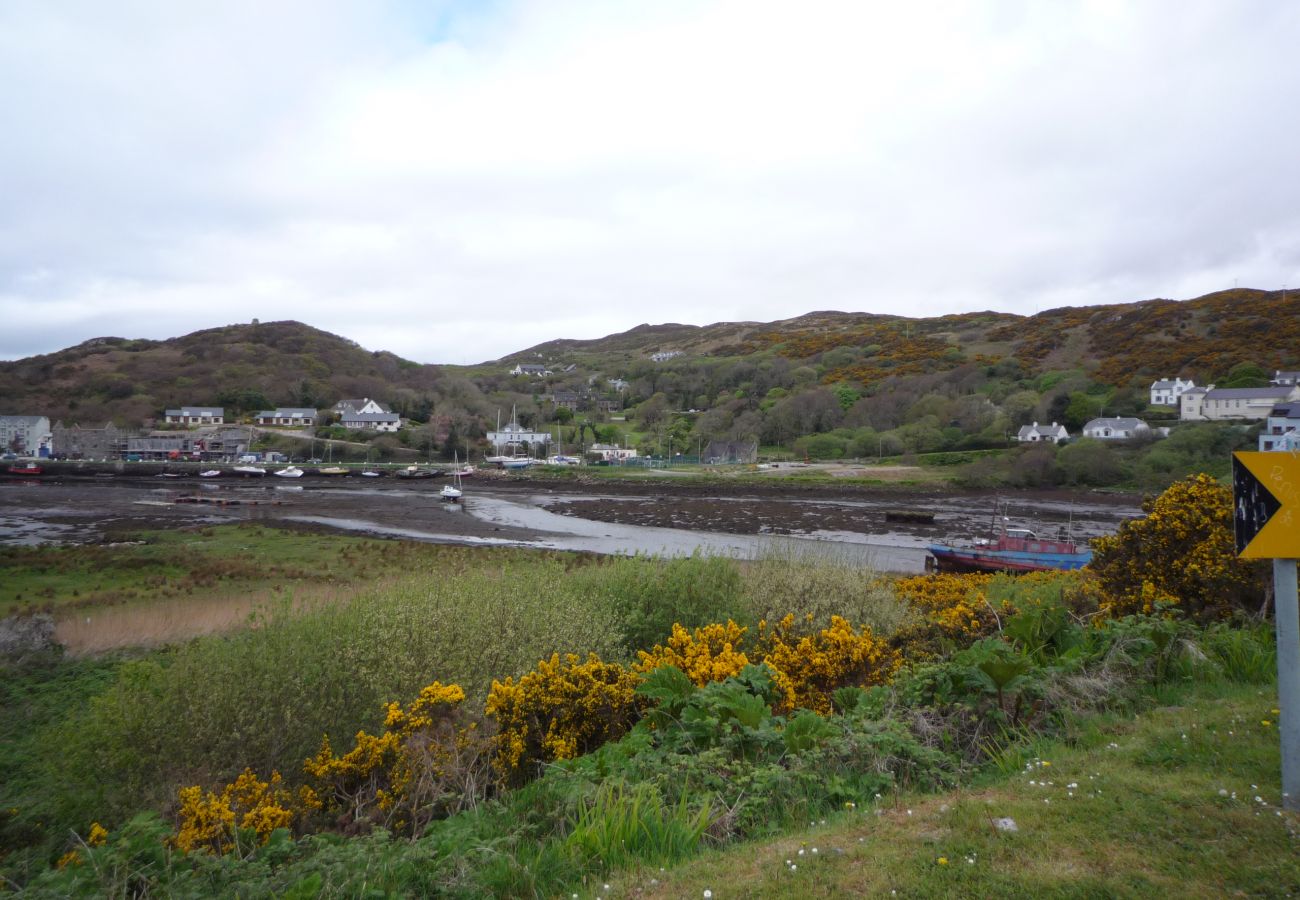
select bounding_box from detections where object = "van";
[238,454,260,463]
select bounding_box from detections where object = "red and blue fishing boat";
[926,504,1092,573]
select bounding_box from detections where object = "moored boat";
[273,466,304,478]
[232,465,267,477]
[4,463,42,476]
[926,501,1091,574]
[316,466,349,476]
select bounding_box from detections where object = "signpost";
[1232,451,1300,811]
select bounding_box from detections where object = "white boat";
[199,470,222,478]
[440,453,465,502]
[233,465,267,477]
[273,466,304,478]
[500,457,532,470]
[361,469,381,477]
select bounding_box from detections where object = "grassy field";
[615,680,1297,899]
[0,523,419,617]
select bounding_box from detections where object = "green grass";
[613,680,1298,899]
[0,523,425,616]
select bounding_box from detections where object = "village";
[4,370,1300,471]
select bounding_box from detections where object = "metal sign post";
[1233,452,1300,811]
[1276,558,1300,811]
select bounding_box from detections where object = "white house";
[0,415,53,457]
[1259,402,1300,451]
[1272,370,1300,386]
[1149,377,1195,406]
[509,364,550,377]
[1015,421,1069,444]
[254,407,316,427]
[339,411,401,432]
[333,398,388,416]
[589,442,638,462]
[1082,417,1151,440]
[1180,385,1300,421]
[649,351,682,362]
[163,406,225,426]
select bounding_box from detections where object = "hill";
[0,321,443,425]
[2,290,1297,451]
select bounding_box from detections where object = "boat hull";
[927,544,1091,574]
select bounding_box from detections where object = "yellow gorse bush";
[635,621,751,686]
[1091,473,1266,621]
[173,769,295,854]
[758,614,901,714]
[303,680,484,834]
[486,653,643,786]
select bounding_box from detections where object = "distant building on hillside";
[339,411,401,432]
[332,398,389,416]
[1259,402,1300,451]
[1180,385,1300,421]
[163,406,224,426]
[649,351,682,363]
[1082,417,1151,440]
[1149,377,1195,406]
[254,407,316,427]
[509,364,550,377]
[1272,370,1300,386]
[1015,422,1069,444]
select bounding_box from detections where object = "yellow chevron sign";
[1233,452,1300,559]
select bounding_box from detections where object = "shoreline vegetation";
[1,474,1294,896]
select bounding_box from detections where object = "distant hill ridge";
[1,288,1297,425]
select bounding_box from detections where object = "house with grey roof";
[332,398,389,416]
[339,411,402,432]
[1082,417,1151,441]
[254,408,317,427]
[1015,421,1069,444]
[163,407,225,426]
[1259,402,1300,451]
[1180,384,1300,421]
[1149,377,1195,406]
[1272,370,1300,386]
[0,415,53,457]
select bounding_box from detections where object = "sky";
[2,0,1299,365]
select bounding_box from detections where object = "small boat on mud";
[199,470,222,478]
[232,465,267,477]
[440,454,465,502]
[273,466,304,478]
[4,463,42,476]
[316,466,349,476]
[926,504,1091,573]
[396,465,440,479]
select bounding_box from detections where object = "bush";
[1090,474,1268,622]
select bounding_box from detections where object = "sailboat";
[440,452,464,502]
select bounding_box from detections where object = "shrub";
[485,653,644,786]
[1090,474,1268,622]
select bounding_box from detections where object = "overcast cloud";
[2,0,1298,364]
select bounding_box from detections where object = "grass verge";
[615,680,1298,899]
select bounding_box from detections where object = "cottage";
[254,407,317,427]
[1259,403,1300,451]
[333,398,388,416]
[1272,371,1300,386]
[1015,421,1069,444]
[649,351,682,363]
[0,415,53,457]
[339,411,402,433]
[1180,385,1300,421]
[509,364,550,377]
[1082,417,1151,440]
[1149,377,1195,406]
[549,391,583,411]
[163,407,224,426]
[589,443,638,462]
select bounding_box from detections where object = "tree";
[1090,474,1268,622]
